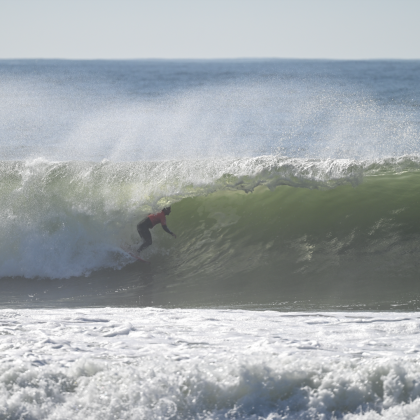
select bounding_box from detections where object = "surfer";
[137,207,176,253]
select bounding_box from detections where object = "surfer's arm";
[162,224,176,238]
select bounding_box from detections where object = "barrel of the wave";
[122,207,177,263]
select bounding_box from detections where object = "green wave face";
[1,158,420,308]
[152,172,420,307]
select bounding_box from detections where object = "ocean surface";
[1,59,420,419]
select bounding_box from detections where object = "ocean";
[1,59,420,419]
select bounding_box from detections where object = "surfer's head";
[163,206,172,215]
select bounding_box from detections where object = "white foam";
[1,309,420,419]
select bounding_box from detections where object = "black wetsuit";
[137,217,153,249]
[137,212,174,252]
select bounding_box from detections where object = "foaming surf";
[2,308,420,420]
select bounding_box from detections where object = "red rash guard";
[148,211,167,227]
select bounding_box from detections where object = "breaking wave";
[2,154,420,306]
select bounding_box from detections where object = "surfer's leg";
[137,225,152,252]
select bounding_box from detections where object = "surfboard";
[120,246,149,263]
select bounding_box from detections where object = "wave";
[2,155,420,306]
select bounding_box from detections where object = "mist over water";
[2,60,420,162]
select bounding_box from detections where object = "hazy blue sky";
[1,0,419,60]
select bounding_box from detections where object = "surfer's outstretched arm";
[162,225,177,238]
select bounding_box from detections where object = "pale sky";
[0,0,419,60]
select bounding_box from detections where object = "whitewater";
[2,308,420,420]
[1,59,420,419]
